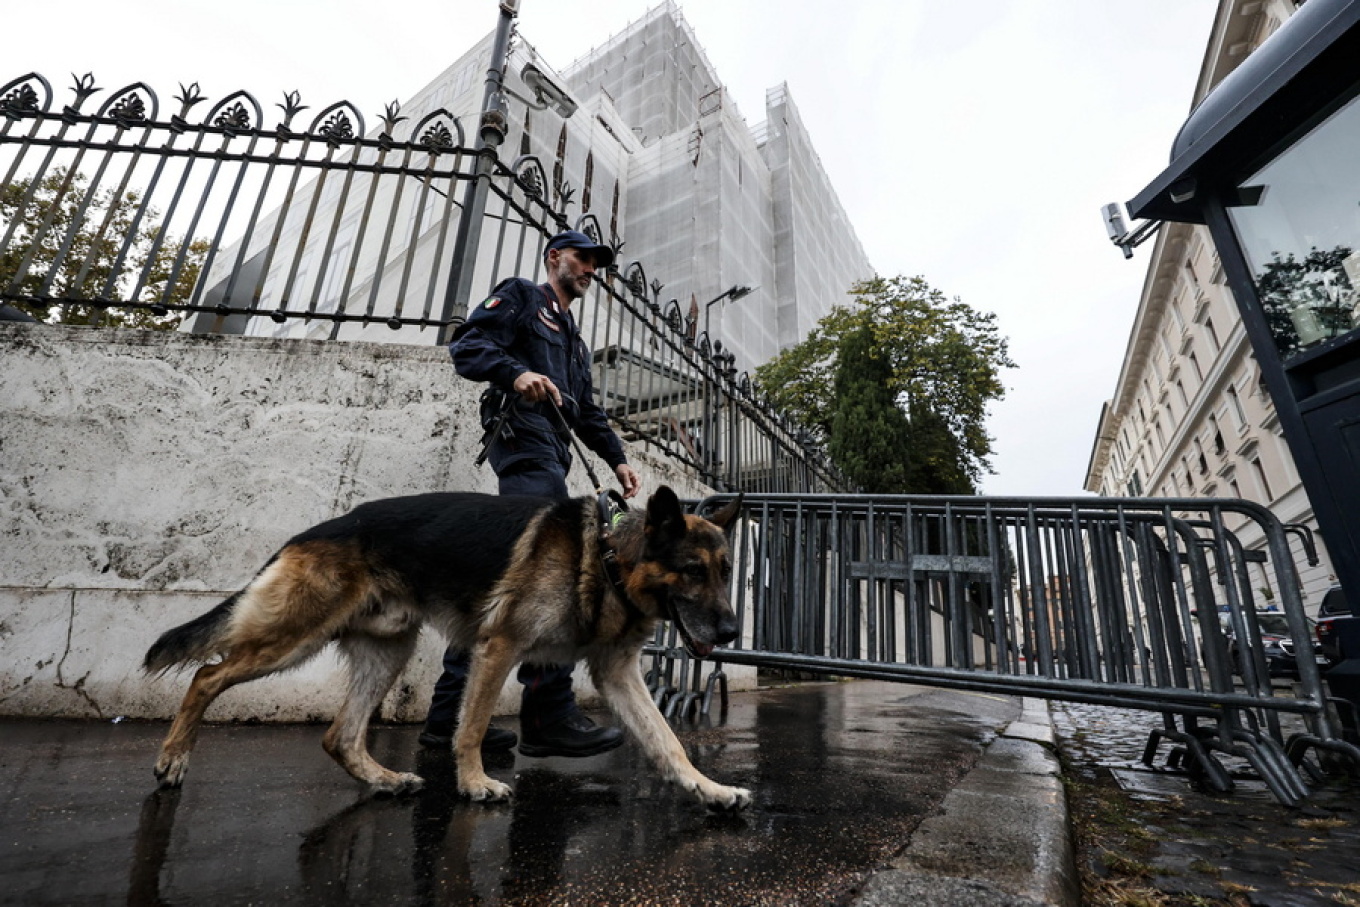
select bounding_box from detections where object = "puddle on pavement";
[0,681,1017,906]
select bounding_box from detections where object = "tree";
[0,168,209,329]
[828,326,915,493]
[900,401,975,494]
[757,275,1015,490]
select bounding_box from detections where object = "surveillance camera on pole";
[502,62,578,119]
[519,63,578,118]
[1101,201,1160,260]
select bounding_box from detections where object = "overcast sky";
[6,0,1220,496]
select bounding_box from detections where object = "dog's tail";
[143,589,242,675]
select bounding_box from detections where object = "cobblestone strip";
[1053,700,1360,906]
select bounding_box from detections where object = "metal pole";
[438,0,518,344]
[704,288,730,343]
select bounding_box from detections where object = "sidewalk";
[1053,700,1360,906]
[0,680,1076,906]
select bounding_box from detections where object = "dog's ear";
[706,494,743,535]
[644,485,686,550]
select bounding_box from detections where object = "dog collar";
[595,491,634,609]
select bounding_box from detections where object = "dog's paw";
[153,752,189,789]
[700,783,752,811]
[371,772,425,797]
[459,775,513,802]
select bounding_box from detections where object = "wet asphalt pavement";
[0,681,1022,906]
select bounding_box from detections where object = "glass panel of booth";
[1228,87,1360,360]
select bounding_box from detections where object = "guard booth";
[1123,0,1360,713]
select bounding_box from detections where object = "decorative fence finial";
[66,72,100,115]
[277,90,307,131]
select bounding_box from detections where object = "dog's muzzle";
[670,602,738,659]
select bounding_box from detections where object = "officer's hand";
[616,464,641,499]
[513,371,563,407]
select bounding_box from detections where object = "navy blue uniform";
[450,277,626,481]
[427,277,629,731]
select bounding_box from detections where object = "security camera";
[1100,201,1160,260]
[1102,202,1128,243]
[518,63,578,118]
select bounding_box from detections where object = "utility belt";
[475,387,581,467]
[476,388,516,468]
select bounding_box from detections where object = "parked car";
[1227,611,1326,679]
[1315,585,1352,668]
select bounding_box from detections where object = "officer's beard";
[551,259,591,302]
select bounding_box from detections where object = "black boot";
[518,710,623,758]
[418,721,518,752]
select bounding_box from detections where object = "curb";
[853,698,1079,907]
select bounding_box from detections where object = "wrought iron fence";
[663,493,1360,805]
[0,71,846,493]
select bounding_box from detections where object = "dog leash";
[544,397,628,513]
[542,398,632,599]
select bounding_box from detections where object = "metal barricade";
[667,493,1360,805]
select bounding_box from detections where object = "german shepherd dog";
[144,486,751,810]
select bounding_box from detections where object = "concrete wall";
[0,323,738,722]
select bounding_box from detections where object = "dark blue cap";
[544,230,614,268]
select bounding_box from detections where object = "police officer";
[419,230,642,758]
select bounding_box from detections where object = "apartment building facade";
[1085,0,1339,603]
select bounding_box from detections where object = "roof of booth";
[1130,0,1360,223]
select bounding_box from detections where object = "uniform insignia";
[536,308,561,332]
[482,296,502,309]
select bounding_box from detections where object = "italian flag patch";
[482,296,502,309]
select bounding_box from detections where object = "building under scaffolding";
[195,1,874,377]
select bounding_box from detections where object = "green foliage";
[901,402,975,494]
[756,275,1015,490]
[828,326,915,493]
[0,168,209,329]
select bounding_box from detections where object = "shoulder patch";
[482,296,502,309]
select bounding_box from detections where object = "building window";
[1206,317,1221,351]
[1226,85,1360,359]
[1189,351,1203,381]
[582,151,594,213]
[1252,457,1275,501]
[1227,384,1247,429]
[1159,328,1175,362]
[610,180,620,240]
[552,124,568,205]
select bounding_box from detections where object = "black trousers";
[425,460,575,730]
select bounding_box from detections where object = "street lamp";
[438,0,520,342]
[703,284,754,343]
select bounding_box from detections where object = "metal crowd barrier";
[656,494,1360,806]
